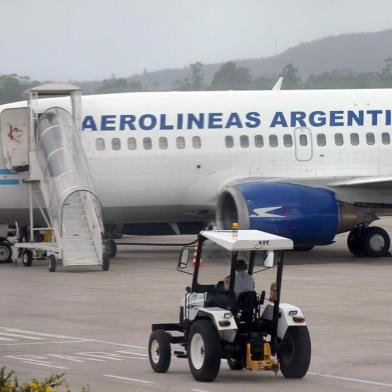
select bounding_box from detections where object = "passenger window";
[225,135,234,148]
[96,138,105,151]
[316,133,326,147]
[176,136,185,149]
[350,133,359,146]
[143,137,152,150]
[283,134,293,147]
[127,137,137,150]
[159,137,168,150]
[254,135,264,147]
[112,138,121,151]
[299,134,308,146]
[366,132,375,145]
[382,132,390,145]
[334,133,343,146]
[192,136,201,149]
[240,135,249,148]
[269,135,278,147]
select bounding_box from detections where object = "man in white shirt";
[234,259,255,296]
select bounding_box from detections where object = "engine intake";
[216,182,340,246]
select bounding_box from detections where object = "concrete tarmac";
[0,220,392,392]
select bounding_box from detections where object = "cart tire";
[148,329,171,373]
[48,255,57,272]
[107,239,117,258]
[227,356,244,370]
[279,326,311,378]
[0,242,12,263]
[22,250,33,267]
[102,254,110,271]
[188,319,221,382]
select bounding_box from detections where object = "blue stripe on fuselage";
[0,179,19,185]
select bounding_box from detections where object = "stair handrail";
[36,107,104,241]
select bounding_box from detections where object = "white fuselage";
[0,89,391,225]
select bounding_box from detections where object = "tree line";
[1,58,392,104]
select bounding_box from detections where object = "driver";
[234,259,255,296]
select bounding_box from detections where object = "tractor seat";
[232,290,258,323]
[205,290,234,309]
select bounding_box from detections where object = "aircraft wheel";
[279,326,311,378]
[188,319,221,382]
[102,254,110,271]
[347,227,365,257]
[148,329,171,373]
[107,239,117,258]
[22,250,33,267]
[0,241,12,263]
[48,254,57,272]
[361,226,390,257]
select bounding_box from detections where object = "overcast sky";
[0,0,391,81]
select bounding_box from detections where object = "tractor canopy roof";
[200,230,293,252]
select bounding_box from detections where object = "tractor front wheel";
[148,329,171,373]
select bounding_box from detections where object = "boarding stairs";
[0,84,107,271]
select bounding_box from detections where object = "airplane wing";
[328,176,392,189]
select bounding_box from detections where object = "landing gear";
[107,239,117,258]
[347,226,390,257]
[102,254,110,271]
[0,240,12,263]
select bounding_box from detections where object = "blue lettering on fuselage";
[81,109,392,131]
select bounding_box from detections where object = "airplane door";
[294,127,313,161]
[0,107,30,171]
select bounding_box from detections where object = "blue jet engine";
[216,183,339,246]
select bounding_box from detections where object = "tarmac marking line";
[0,332,44,340]
[0,339,92,346]
[0,327,145,349]
[309,372,392,388]
[0,327,87,340]
[191,389,211,392]
[103,374,155,384]
[18,361,69,370]
[88,339,146,349]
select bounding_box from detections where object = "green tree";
[252,75,279,90]
[281,64,301,89]
[173,62,205,91]
[96,77,143,94]
[379,57,392,87]
[210,62,251,90]
[0,74,33,104]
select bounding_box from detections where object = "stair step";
[63,258,100,266]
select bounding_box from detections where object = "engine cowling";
[216,182,340,246]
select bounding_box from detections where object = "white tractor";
[148,229,311,382]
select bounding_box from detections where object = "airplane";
[0,85,392,263]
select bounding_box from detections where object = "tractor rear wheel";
[279,327,311,378]
[188,319,221,382]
